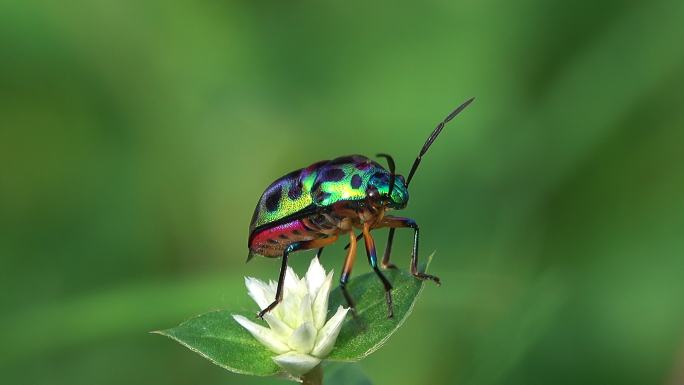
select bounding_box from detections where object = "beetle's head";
[367,171,409,209]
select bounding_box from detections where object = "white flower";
[233,258,349,377]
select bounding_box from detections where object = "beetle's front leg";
[381,229,398,270]
[362,223,394,318]
[378,216,441,285]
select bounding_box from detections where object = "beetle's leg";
[339,230,358,314]
[257,242,297,318]
[342,232,363,250]
[258,236,338,318]
[315,247,324,260]
[378,216,441,285]
[362,223,394,318]
[381,229,398,270]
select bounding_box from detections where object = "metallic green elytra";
[247,98,474,319]
[248,155,408,239]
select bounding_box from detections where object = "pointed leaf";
[154,310,280,376]
[327,254,434,361]
[155,255,434,374]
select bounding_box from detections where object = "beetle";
[248,98,474,318]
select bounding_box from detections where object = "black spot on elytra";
[321,168,345,182]
[350,174,362,189]
[314,191,331,204]
[292,229,301,235]
[279,234,289,239]
[330,155,364,165]
[265,186,282,212]
[373,172,389,183]
[288,182,303,200]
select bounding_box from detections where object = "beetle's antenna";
[376,153,396,198]
[405,97,474,187]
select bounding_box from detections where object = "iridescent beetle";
[248,98,474,318]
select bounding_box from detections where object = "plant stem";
[301,364,323,385]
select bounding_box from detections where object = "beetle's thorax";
[303,203,387,235]
[358,204,386,226]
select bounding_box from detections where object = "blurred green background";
[2,0,684,384]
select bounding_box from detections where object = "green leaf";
[153,311,280,376]
[154,255,432,375]
[327,254,433,361]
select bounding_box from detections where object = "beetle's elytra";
[248,98,474,318]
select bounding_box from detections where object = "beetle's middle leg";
[362,223,394,318]
[378,216,441,285]
[339,230,358,314]
[258,235,338,318]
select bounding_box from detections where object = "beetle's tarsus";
[257,301,280,319]
[413,272,441,286]
[382,262,398,270]
[385,291,394,318]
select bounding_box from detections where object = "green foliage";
[328,259,430,361]
[154,311,279,376]
[154,260,430,376]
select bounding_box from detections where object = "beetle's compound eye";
[367,186,380,199]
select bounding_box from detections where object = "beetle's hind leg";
[257,236,338,319]
[363,223,394,318]
[257,243,297,318]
